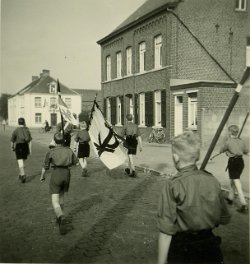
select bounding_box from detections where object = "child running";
[40,132,78,235]
[218,124,249,213]
[73,121,91,177]
[11,117,32,183]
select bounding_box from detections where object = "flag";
[88,101,127,170]
[57,96,78,126]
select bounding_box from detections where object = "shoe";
[58,215,67,235]
[125,168,130,175]
[129,171,137,178]
[225,198,233,205]
[237,205,248,214]
[19,175,26,183]
[82,169,89,177]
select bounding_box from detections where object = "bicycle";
[148,127,166,144]
[39,126,54,134]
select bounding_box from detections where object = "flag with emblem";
[88,100,127,170]
[57,79,78,126]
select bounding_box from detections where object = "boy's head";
[18,117,25,126]
[126,114,133,121]
[228,125,239,137]
[54,132,64,145]
[171,131,200,169]
[80,121,87,130]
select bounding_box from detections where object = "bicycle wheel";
[39,127,45,133]
[148,133,154,143]
[156,132,166,144]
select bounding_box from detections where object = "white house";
[8,69,81,127]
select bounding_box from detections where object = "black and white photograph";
[0,0,249,263]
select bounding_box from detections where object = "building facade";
[97,0,250,144]
[8,70,81,127]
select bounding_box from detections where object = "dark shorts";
[228,156,244,179]
[15,143,29,160]
[168,229,223,264]
[125,135,138,155]
[78,142,90,158]
[49,167,70,194]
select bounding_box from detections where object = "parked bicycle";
[39,126,54,133]
[148,127,166,144]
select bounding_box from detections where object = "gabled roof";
[15,75,79,96]
[97,0,179,44]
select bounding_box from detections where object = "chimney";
[32,76,39,81]
[40,69,50,77]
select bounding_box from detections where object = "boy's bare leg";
[234,179,247,205]
[52,194,63,218]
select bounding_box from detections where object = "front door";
[174,95,183,136]
[50,113,57,126]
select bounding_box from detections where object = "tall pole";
[57,79,65,140]
[200,67,250,170]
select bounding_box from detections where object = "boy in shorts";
[121,114,142,177]
[40,132,78,235]
[157,131,231,264]
[11,117,32,183]
[73,121,91,177]
[218,125,248,213]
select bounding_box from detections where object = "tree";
[0,93,11,120]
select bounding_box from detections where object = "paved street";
[0,126,249,264]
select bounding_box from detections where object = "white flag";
[58,96,78,126]
[88,102,127,170]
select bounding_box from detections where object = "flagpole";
[238,110,249,138]
[57,79,65,140]
[200,67,250,170]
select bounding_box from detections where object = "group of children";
[10,115,248,262]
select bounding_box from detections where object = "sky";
[0,0,146,95]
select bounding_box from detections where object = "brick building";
[97,0,250,144]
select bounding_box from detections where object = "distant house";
[8,69,81,127]
[97,0,250,145]
[73,89,102,114]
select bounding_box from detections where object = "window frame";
[187,92,198,129]
[106,55,111,81]
[139,93,146,126]
[139,42,146,73]
[116,97,122,125]
[35,113,42,124]
[126,47,132,76]
[235,0,247,11]
[154,90,162,127]
[154,35,162,69]
[106,97,111,123]
[116,51,122,78]
[34,97,42,108]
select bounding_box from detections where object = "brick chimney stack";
[32,76,39,81]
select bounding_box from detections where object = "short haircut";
[54,132,64,144]
[171,131,200,163]
[126,114,133,121]
[18,117,25,125]
[228,125,239,136]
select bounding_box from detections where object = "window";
[139,42,146,72]
[154,91,161,126]
[106,56,111,81]
[235,0,247,11]
[129,97,134,116]
[35,97,42,108]
[116,51,122,78]
[116,97,122,125]
[35,113,42,124]
[188,92,198,129]
[49,81,57,93]
[65,98,71,109]
[106,98,111,123]
[139,93,145,126]
[126,47,132,75]
[154,35,162,69]
[50,97,57,109]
